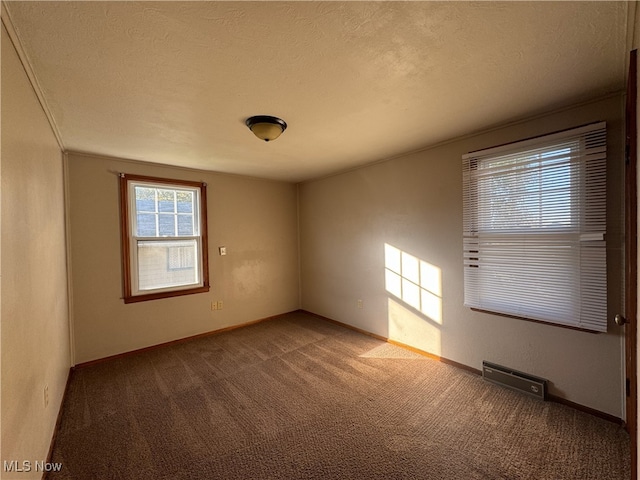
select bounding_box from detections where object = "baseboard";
[546,394,624,426]
[43,368,74,480]
[299,309,622,426]
[74,310,298,369]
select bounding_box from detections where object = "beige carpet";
[48,311,630,479]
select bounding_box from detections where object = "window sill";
[123,285,210,304]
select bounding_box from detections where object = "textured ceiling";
[2,1,629,182]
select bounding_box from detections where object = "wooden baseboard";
[43,368,74,480]
[546,394,624,426]
[299,309,622,425]
[74,310,298,369]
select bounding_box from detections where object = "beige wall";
[67,153,299,364]
[300,95,626,417]
[1,24,71,478]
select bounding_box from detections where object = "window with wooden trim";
[119,174,209,303]
[462,122,607,332]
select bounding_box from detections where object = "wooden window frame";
[119,173,210,303]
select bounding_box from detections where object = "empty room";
[2,1,639,479]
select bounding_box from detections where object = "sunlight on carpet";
[359,342,424,359]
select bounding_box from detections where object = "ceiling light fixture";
[246,115,287,142]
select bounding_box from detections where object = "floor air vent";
[482,361,547,400]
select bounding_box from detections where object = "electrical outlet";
[357,299,363,309]
[211,301,217,311]
[217,300,223,310]
[44,385,49,408]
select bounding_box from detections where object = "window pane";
[135,187,156,212]
[168,245,195,270]
[478,147,576,232]
[136,214,156,237]
[177,215,194,236]
[158,189,175,213]
[177,191,194,213]
[158,214,175,236]
[137,239,198,291]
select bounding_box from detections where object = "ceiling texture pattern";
[2,1,630,182]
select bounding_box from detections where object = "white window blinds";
[462,122,607,332]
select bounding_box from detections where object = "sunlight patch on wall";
[388,298,441,356]
[384,243,442,324]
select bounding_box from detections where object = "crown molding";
[2,1,66,151]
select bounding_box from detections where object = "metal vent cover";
[482,361,547,400]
